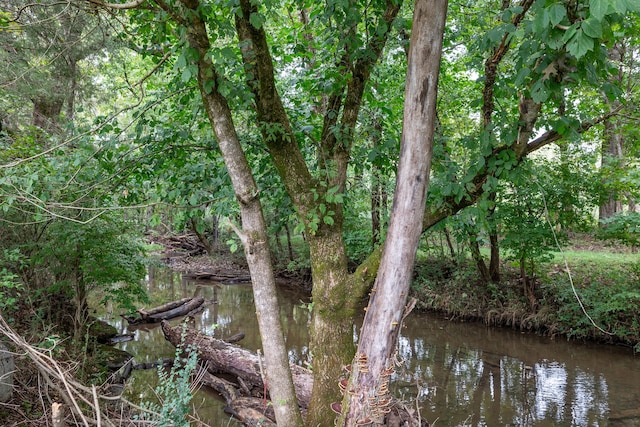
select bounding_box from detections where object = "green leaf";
[220,46,235,60]
[249,12,264,29]
[589,0,608,20]
[514,67,530,86]
[323,215,334,226]
[203,79,215,94]
[530,79,549,103]
[566,29,594,59]
[175,54,187,69]
[613,0,628,12]
[623,0,640,12]
[562,23,579,44]
[549,4,566,26]
[486,27,504,44]
[581,18,603,38]
[181,67,192,82]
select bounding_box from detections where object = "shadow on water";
[101,267,640,426]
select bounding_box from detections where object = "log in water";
[123,296,205,324]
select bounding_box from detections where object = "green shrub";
[599,212,640,249]
[140,325,199,427]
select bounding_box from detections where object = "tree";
[598,30,640,220]
[338,1,446,425]
[0,0,111,135]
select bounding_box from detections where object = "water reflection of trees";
[96,268,639,427]
[395,332,613,426]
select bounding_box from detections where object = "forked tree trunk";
[339,1,447,425]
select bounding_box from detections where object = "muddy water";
[103,268,640,426]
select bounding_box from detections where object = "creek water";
[102,267,640,426]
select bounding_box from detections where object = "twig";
[92,386,101,427]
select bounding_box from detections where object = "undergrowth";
[137,324,199,427]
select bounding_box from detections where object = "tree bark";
[339,1,447,425]
[169,2,304,424]
[232,2,401,424]
[370,115,384,248]
[469,232,490,283]
[599,113,624,221]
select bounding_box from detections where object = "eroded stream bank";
[102,267,640,426]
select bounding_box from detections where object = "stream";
[102,267,640,426]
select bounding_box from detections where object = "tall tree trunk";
[488,192,500,282]
[599,115,624,221]
[340,1,447,425]
[284,223,295,262]
[489,231,500,281]
[231,1,399,423]
[32,95,64,134]
[305,232,356,426]
[371,174,382,249]
[469,232,490,283]
[599,43,626,223]
[175,4,304,425]
[370,116,383,249]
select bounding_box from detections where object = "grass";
[554,249,637,264]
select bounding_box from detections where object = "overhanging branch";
[349,106,625,299]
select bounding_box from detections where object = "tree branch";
[321,0,402,161]
[349,105,624,300]
[234,0,318,217]
[482,0,535,126]
[84,0,147,10]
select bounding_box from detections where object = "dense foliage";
[0,0,639,425]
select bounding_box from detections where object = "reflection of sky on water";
[97,267,640,427]
[395,315,640,427]
[535,361,567,422]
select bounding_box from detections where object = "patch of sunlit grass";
[556,250,637,265]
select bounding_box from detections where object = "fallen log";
[161,321,426,426]
[137,297,192,317]
[161,321,313,407]
[124,297,205,325]
[182,271,252,283]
